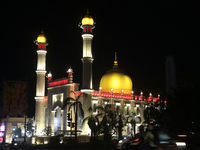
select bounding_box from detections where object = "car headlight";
[119,140,123,143]
[176,142,186,147]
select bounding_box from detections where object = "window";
[127,106,130,115]
[93,104,96,112]
[116,106,120,113]
[137,107,140,116]
[55,111,57,117]
[11,123,17,126]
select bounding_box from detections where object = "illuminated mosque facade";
[34,12,161,136]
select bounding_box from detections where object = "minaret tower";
[79,10,95,134]
[34,30,48,135]
[80,9,95,91]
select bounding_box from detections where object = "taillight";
[134,138,139,141]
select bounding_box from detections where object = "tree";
[13,127,22,138]
[43,125,52,136]
[83,107,101,142]
[2,81,28,117]
[127,112,140,135]
[117,114,123,140]
[63,91,84,142]
[26,118,34,136]
[143,101,166,126]
[95,104,125,141]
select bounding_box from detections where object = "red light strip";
[139,96,142,101]
[49,79,68,87]
[153,98,158,102]
[75,91,83,97]
[42,96,48,101]
[91,90,165,102]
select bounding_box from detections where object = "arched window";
[127,106,130,115]
[55,111,57,117]
[137,107,140,116]
[116,106,120,113]
[93,104,96,112]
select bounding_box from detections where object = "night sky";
[0,1,199,117]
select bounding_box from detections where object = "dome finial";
[81,9,94,26]
[87,8,89,14]
[114,52,118,65]
[67,67,73,73]
[36,29,47,43]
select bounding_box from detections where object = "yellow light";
[113,80,118,86]
[178,135,187,137]
[37,34,46,43]
[116,103,120,106]
[82,17,94,25]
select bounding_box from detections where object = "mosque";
[34,11,161,137]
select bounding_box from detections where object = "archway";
[53,100,63,134]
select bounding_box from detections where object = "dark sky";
[0,1,199,117]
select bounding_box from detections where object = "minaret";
[34,30,48,135]
[79,10,95,134]
[80,9,95,91]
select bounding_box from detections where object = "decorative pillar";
[67,67,73,84]
[61,110,64,130]
[51,111,55,135]
[140,91,144,101]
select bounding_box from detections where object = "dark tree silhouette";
[143,100,167,126]
[95,104,125,141]
[43,125,52,136]
[83,106,101,142]
[63,91,84,142]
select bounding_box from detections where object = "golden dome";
[37,31,47,43]
[81,9,94,26]
[100,65,132,94]
[82,17,94,25]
